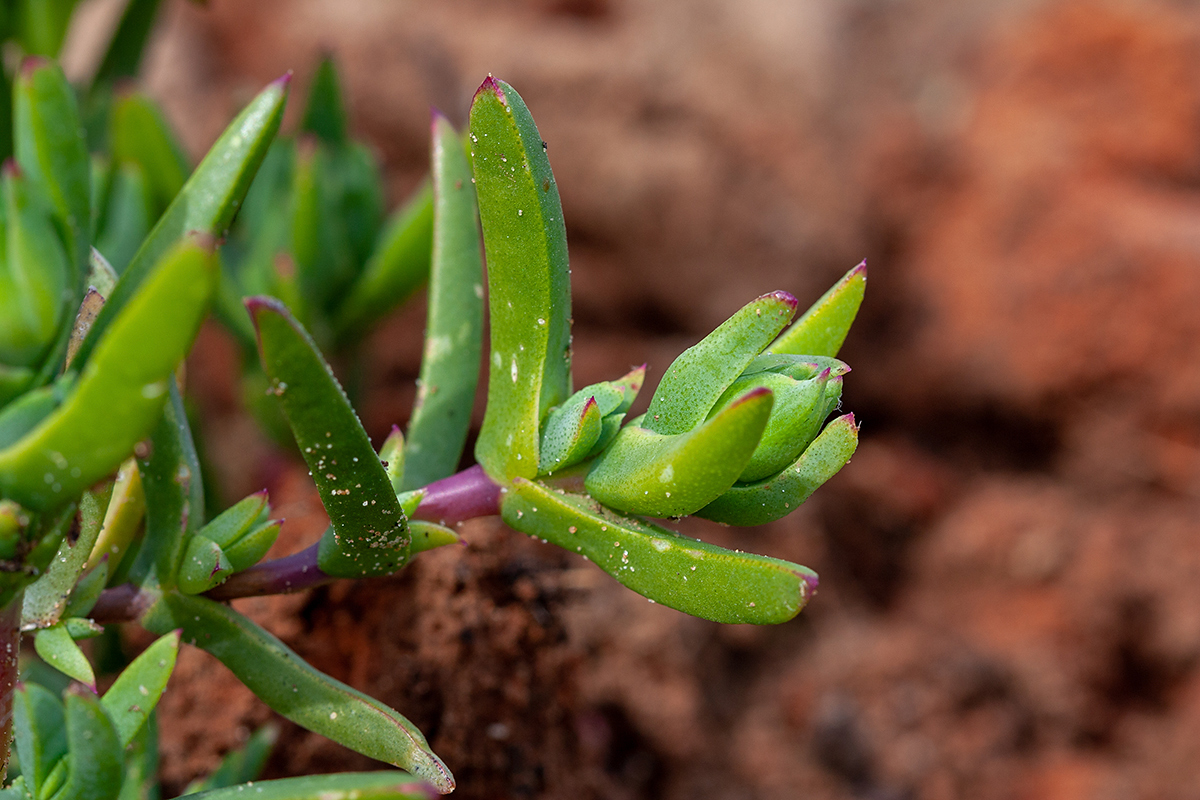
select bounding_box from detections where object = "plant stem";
[0,590,21,782]
[90,464,503,617]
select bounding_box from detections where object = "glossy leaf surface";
[60,691,124,800]
[73,75,288,369]
[248,297,410,577]
[503,479,817,624]
[585,389,774,518]
[769,262,866,358]
[182,772,437,800]
[471,77,572,481]
[643,292,796,436]
[126,378,205,589]
[34,623,95,689]
[698,413,859,525]
[101,630,180,747]
[13,681,66,790]
[0,240,215,511]
[402,116,483,490]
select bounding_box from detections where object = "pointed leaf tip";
[475,75,504,101]
[19,56,51,77]
[272,70,294,88]
[765,290,799,310]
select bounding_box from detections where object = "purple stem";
[0,593,20,781]
[92,465,503,617]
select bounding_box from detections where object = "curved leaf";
[247,297,409,577]
[471,77,572,481]
[402,115,483,490]
[643,291,796,436]
[181,772,437,800]
[769,261,866,358]
[697,413,859,525]
[585,388,773,518]
[73,74,289,369]
[502,478,817,624]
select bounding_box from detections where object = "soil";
[107,0,1200,796]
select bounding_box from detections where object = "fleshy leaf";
[92,0,165,86]
[697,413,859,525]
[643,292,796,436]
[125,377,205,591]
[109,91,189,216]
[502,479,818,624]
[73,74,289,369]
[247,297,410,577]
[379,426,405,495]
[471,77,573,481]
[34,623,96,689]
[223,519,281,572]
[769,261,866,358]
[538,395,601,476]
[177,535,233,594]
[58,690,124,800]
[13,681,67,791]
[197,490,269,549]
[142,592,455,793]
[100,629,180,747]
[0,239,216,512]
[402,115,483,490]
[179,772,437,800]
[301,56,348,147]
[585,388,774,518]
[22,483,107,628]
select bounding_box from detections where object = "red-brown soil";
[122,0,1200,796]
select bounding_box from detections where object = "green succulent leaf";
[115,712,159,800]
[0,375,72,450]
[471,77,573,482]
[180,772,437,800]
[73,74,289,370]
[177,535,233,595]
[247,297,410,577]
[643,292,796,436]
[332,181,432,345]
[197,490,269,549]
[502,479,818,624]
[290,138,349,313]
[585,388,774,518]
[13,681,67,792]
[538,395,601,476]
[94,163,153,274]
[0,162,70,371]
[769,261,866,358]
[402,115,484,490]
[300,56,348,148]
[142,592,455,793]
[14,57,89,279]
[708,360,846,482]
[109,91,190,217]
[223,519,281,572]
[379,426,405,494]
[33,623,95,689]
[86,456,144,574]
[0,239,215,512]
[62,559,108,619]
[101,629,180,747]
[22,489,105,628]
[15,1,77,58]
[697,413,859,525]
[56,690,124,800]
[126,378,206,590]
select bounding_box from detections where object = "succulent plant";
[0,4,864,795]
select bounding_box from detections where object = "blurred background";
[72,0,1200,796]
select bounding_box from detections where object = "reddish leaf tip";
[18,56,51,78]
[271,71,294,89]
[474,74,505,103]
[763,290,799,310]
[2,158,21,179]
[849,259,867,279]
